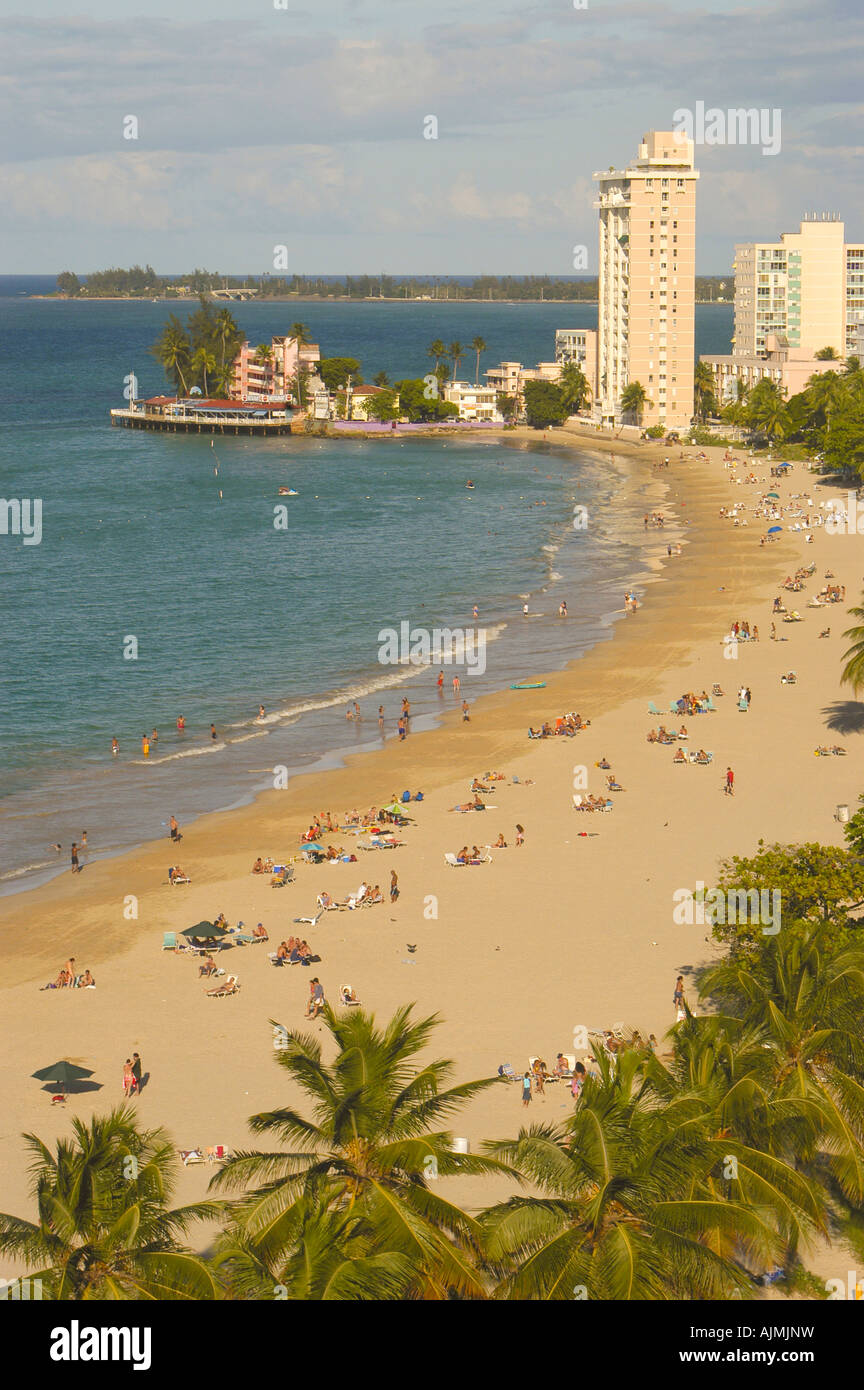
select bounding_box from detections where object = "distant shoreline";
[27,294,732,306]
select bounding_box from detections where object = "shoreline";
[0,428,677,903]
[3,439,854,1277]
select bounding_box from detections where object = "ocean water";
[0,294,733,892]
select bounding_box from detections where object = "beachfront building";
[346,384,394,420]
[593,130,699,431]
[111,396,293,435]
[700,214,864,403]
[483,360,562,411]
[231,334,321,402]
[729,215,864,359]
[703,335,841,404]
[554,329,598,392]
[443,381,504,422]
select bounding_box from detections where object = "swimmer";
[472,604,479,619]
[522,603,529,616]
[176,715,185,732]
[151,729,158,744]
[111,738,119,756]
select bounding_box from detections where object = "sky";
[1,0,862,275]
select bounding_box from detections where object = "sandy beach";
[0,438,857,1275]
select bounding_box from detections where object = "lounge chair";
[168,868,191,885]
[444,852,466,867]
[207,974,240,998]
[647,701,663,716]
[339,984,361,1006]
[162,932,178,951]
[704,697,717,712]
[497,1062,520,1082]
[737,696,748,711]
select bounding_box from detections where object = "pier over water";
[111,396,294,435]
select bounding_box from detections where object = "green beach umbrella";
[382,800,413,818]
[32,1060,94,1094]
[181,920,229,941]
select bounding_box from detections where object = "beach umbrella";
[768,526,783,533]
[180,920,229,941]
[766,491,780,498]
[32,1060,94,1094]
[382,801,413,818]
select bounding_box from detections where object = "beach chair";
[497,1062,520,1082]
[737,696,748,712]
[339,984,361,1006]
[647,701,663,716]
[529,1056,558,1082]
[669,702,680,715]
[444,852,465,867]
[207,974,239,998]
[162,932,177,951]
[704,697,717,712]
[179,1149,205,1166]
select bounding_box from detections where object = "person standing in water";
[169,815,181,842]
[70,842,80,874]
[452,674,460,696]
[176,715,186,732]
[141,734,150,758]
[111,737,119,757]
[378,705,385,732]
[210,724,218,741]
[151,729,158,745]
[258,705,266,721]
[436,671,444,692]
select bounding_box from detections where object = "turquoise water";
[0,297,732,890]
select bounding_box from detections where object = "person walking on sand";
[521,1071,532,1107]
[122,1059,134,1096]
[725,766,735,797]
[461,699,470,722]
[390,869,399,903]
[169,815,181,842]
[673,975,687,1022]
[131,1052,143,1095]
[515,823,525,847]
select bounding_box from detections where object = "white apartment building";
[594,130,699,431]
[444,381,503,422]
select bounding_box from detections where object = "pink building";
[231,335,320,402]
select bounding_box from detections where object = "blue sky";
[0,0,861,274]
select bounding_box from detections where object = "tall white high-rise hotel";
[594,131,699,431]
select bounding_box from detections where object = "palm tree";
[290,323,311,346]
[427,340,446,373]
[211,1005,509,1299]
[191,347,217,396]
[620,381,651,424]
[805,370,844,429]
[469,336,487,385]
[214,307,238,371]
[700,924,864,1206]
[482,1048,774,1300]
[558,363,591,416]
[841,603,864,694]
[815,346,840,360]
[0,1108,218,1300]
[448,341,464,383]
[694,361,716,422]
[150,315,191,396]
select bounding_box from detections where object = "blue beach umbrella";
[767,526,783,533]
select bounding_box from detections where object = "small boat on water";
[511,682,547,690]
[278,487,299,496]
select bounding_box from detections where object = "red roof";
[144,396,286,412]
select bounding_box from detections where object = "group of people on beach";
[41,957,95,990]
